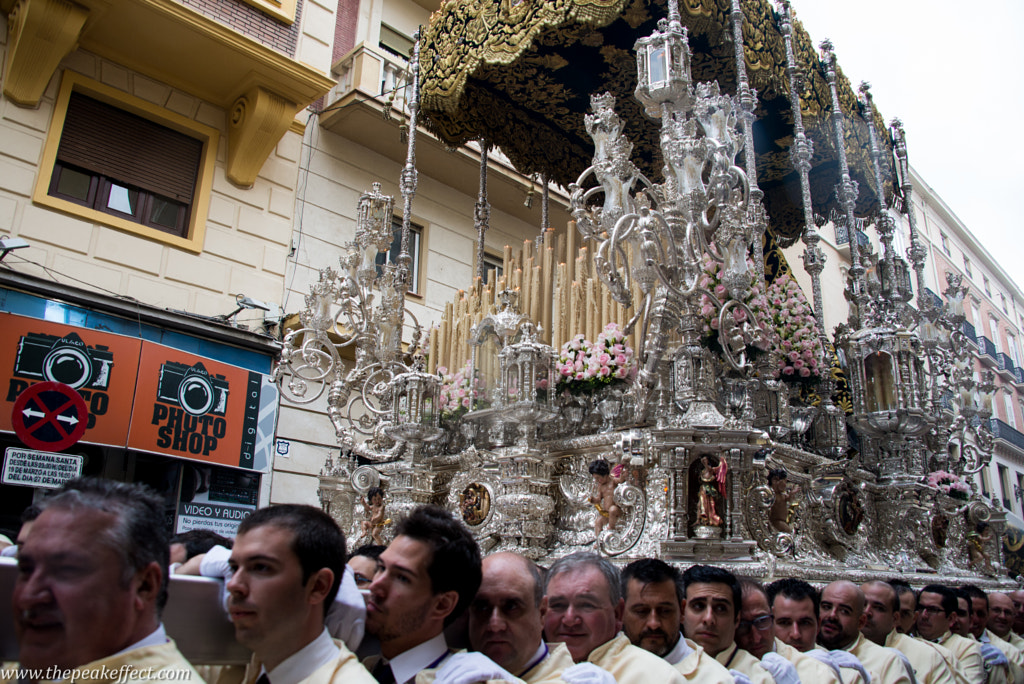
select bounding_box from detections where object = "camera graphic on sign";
[156,361,229,417]
[14,332,114,390]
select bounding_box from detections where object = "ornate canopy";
[419,0,892,243]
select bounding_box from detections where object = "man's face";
[347,555,377,589]
[468,554,544,675]
[227,524,329,668]
[542,565,622,663]
[969,596,988,638]
[736,590,774,659]
[818,582,865,649]
[622,578,681,657]
[861,583,897,645]
[682,582,738,657]
[13,508,145,670]
[772,595,818,652]
[1010,591,1024,633]
[896,591,917,634]
[367,535,451,658]
[988,593,1015,638]
[915,592,951,641]
[949,597,970,637]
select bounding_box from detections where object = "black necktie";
[255,674,271,684]
[371,659,395,684]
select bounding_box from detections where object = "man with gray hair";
[542,551,686,684]
[12,477,202,683]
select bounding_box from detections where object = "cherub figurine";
[360,486,388,545]
[767,468,801,533]
[589,458,625,536]
[697,455,728,527]
[967,521,995,574]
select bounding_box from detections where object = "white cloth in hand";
[760,652,800,684]
[431,652,518,684]
[980,642,1009,669]
[826,650,871,684]
[730,669,753,684]
[325,565,366,652]
[561,663,617,684]
[197,544,234,612]
[803,650,843,680]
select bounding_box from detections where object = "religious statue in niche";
[767,467,801,533]
[835,480,864,536]
[931,513,949,549]
[459,483,490,527]
[589,458,626,536]
[697,455,728,528]
[359,486,389,546]
[967,520,996,575]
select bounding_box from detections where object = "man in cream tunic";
[818,581,910,684]
[917,585,986,684]
[679,566,771,684]
[11,478,202,684]
[736,580,839,684]
[986,592,1024,681]
[621,559,732,684]
[542,552,687,684]
[860,581,957,684]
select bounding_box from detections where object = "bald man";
[992,592,1024,653]
[968,590,1024,684]
[818,581,911,684]
[467,552,578,683]
[861,581,956,684]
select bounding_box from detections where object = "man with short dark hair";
[680,565,771,684]
[13,477,202,683]
[818,580,910,684]
[542,551,686,684]
[766,579,866,684]
[227,504,375,684]
[889,580,918,636]
[960,585,1019,684]
[737,580,837,684]
[348,545,386,589]
[620,558,732,682]
[860,581,955,684]
[916,585,986,684]
[365,504,482,683]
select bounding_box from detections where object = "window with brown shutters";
[47,92,203,238]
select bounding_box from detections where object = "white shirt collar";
[663,632,694,665]
[114,624,168,656]
[264,628,340,684]
[519,641,548,676]
[387,633,448,684]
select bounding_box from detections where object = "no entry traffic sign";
[12,381,88,451]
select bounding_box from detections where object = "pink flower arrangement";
[926,470,971,500]
[437,359,483,419]
[697,250,774,357]
[556,323,637,395]
[765,274,825,384]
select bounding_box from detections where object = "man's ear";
[432,590,459,623]
[306,568,335,607]
[134,561,163,611]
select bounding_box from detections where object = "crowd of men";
[6,477,1024,684]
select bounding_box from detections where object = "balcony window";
[984,276,991,296]
[964,256,973,278]
[34,74,216,252]
[940,233,951,256]
[380,24,414,60]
